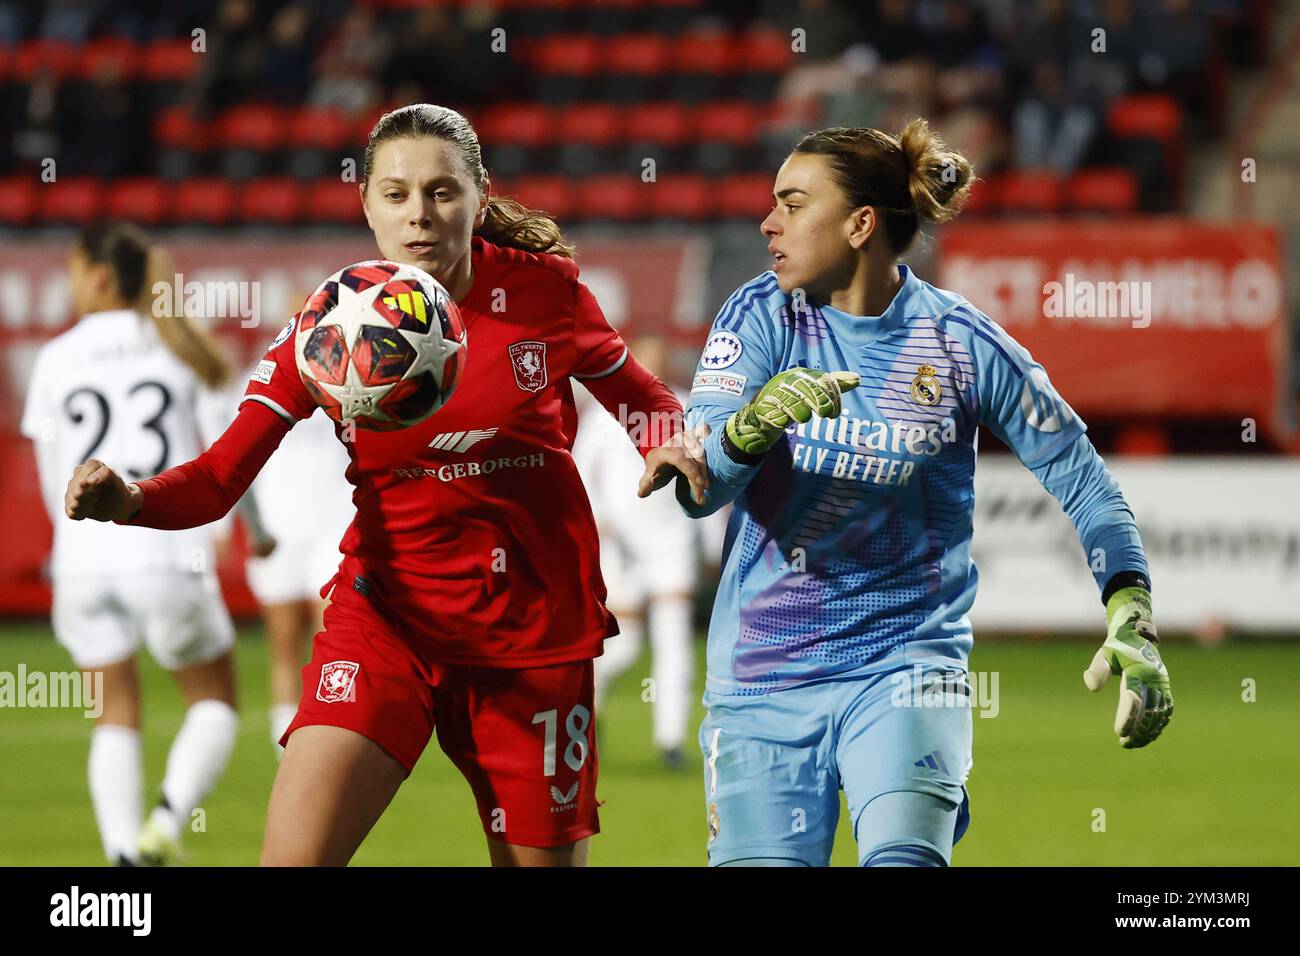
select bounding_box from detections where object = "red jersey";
[124,237,682,668]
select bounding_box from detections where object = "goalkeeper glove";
[724,368,861,459]
[1083,586,1173,748]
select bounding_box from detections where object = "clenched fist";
[64,459,143,523]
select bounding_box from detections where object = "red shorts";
[281,579,600,849]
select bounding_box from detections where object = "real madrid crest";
[910,364,942,406]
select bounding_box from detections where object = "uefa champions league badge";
[316,661,360,703]
[701,330,743,370]
[508,340,548,392]
[270,316,296,349]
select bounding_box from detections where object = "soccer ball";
[294,260,466,431]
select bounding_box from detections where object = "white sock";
[649,597,694,751]
[594,616,643,710]
[155,699,238,840]
[88,724,143,864]
[270,703,297,755]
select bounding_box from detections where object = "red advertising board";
[938,220,1288,436]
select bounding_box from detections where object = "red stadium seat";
[76,38,141,81]
[153,106,211,151]
[626,102,694,146]
[12,40,76,81]
[557,103,625,147]
[288,107,356,151]
[738,27,794,74]
[1116,425,1172,457]
[106,178,169,226]
[1068,168,1139,214]
[999,169,1064,215]
[674,28,741,75]
[579,174,649,222]
[606,34,674,77]
[532,35,605,78]
[174,178,237,225]
[307,179,364,224]
[648,173,715,221]
[717,173,775,219]
[478,103,556,148]
[40,178,106,224]
[236,178,306,224]
[510,175,577,221]
[219,105,290,151]
[1108,94,1183,142]
[0,177,39,226]
[958,176,1001,216]
[142,39,202,83]
[695,101,763,145]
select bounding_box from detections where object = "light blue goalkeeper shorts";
[699,664,973,866]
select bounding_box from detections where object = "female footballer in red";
[63,103,709,866]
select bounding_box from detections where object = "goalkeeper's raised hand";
[725,368,861,459]
[1083,586,1173,748]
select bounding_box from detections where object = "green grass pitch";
[1,621,1297,866]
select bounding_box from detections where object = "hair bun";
[898,117,973,224]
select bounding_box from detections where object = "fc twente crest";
[508,340,548,393]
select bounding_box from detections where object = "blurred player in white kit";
[22,224,240,865]
[573,336,718,769]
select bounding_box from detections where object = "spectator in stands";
[10,66,63,170]
[261,4,317,106]
[1013,59,1103,173]
[70,63,141,178]
[189,0,266,117]
[308,4,389,116]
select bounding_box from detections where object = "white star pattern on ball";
[293,261,464,430]
[398,322,462,382]
[299,283,405,424]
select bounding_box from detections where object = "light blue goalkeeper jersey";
[682,264,1148,698]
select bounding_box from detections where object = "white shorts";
[245,532,343,606]
[600,523,697,611]
[52,572,236,671]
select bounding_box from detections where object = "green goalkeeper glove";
[1083,586,1173,748]
[725,368,861,458]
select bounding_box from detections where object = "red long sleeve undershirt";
[116,400,290,530]
[580,350,683,458]
[119,354,680,531]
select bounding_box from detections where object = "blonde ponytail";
[137,247,232,390]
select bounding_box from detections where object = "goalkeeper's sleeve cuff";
[1101,569,1152,606]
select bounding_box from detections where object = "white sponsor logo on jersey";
[426,428,499,453]
[251,359,276,385]
[692,371,747,396]
[316,660,359,703]
[392,453,546,483]
[701,330,743,370]
[1019,367,1072,433]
